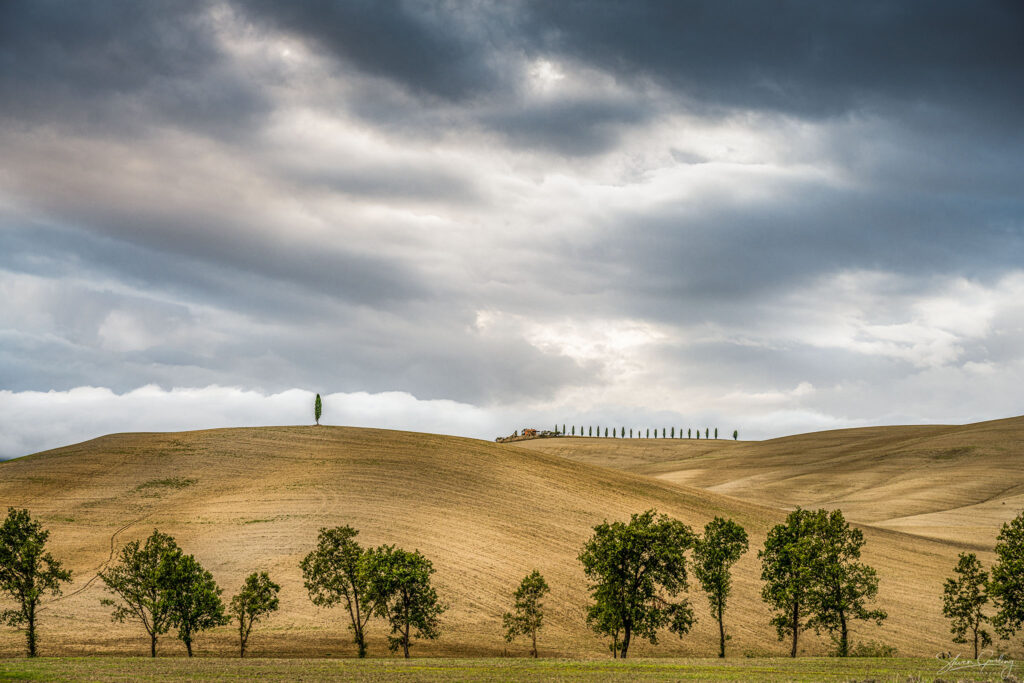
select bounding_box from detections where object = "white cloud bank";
[0,385,508,460]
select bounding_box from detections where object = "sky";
[2,1,1023,458]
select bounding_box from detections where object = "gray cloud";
[1,1,1023,458]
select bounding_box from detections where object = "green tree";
[671,427,675,438]
[989,511,1024,641]
[230,571,280,658]
[688,428,692,439]
[589,426,593,437]
[694,517,749,657]
[646,428,650,438]
[705,428,709,439]
[604,427,608,438]
[759,508,819,657]
[503,570,550,657]
[314,393,322,425]
[159,551,228,656]
[365,546,445,658]
[99,529,179,657]
[662,428,666,438]
[579,510,696,658]
[942,553,991,659]
[714,428,718,439]
[571,425,575,436]
[806,509,886,657]
[300,526,374,657]
[0,508,72,657]
[733,430,738,441]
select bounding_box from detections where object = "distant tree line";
[549,425,740,440]
[7,504,1024,660]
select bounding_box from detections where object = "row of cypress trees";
[555,425,738,440]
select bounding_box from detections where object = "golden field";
[1,419,1021,659]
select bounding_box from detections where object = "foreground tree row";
[7,505,1024,659]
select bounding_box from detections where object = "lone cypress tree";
[733,430,738,441]
[314,394,322,426]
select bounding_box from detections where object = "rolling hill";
[518,415,1024,547]
[0,425,1010,658]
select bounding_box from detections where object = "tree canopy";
[990,511,1024,641]
[99,529,179,657]
[300,525,374,657]
[805,509,886,656]
[158,550,228,656]
[693,517,748,657]
[579,509,696,658]
[364,545,445,658]
[230,571,280,658]
[0,508,72,657]
[942,552,991,659]
[503,570,550,658]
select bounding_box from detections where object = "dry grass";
[0,424,1014,660]
[1,656,1013,682]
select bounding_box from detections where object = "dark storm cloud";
[232,0,1024,150]
[0,1,270,137]
[520,0,1024,122]
[238,0,513,102]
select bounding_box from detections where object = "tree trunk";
[150,632,157,658]
[839,610,848,657]
[356,630,366,659]
[185,636,193,657]
[26,603,37,658]
[621,625,631,659]
[403,618,411,659]
[531,629,538,658]
[790,602,799,658]
[973,626,979,659]
[718,602,726,658]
